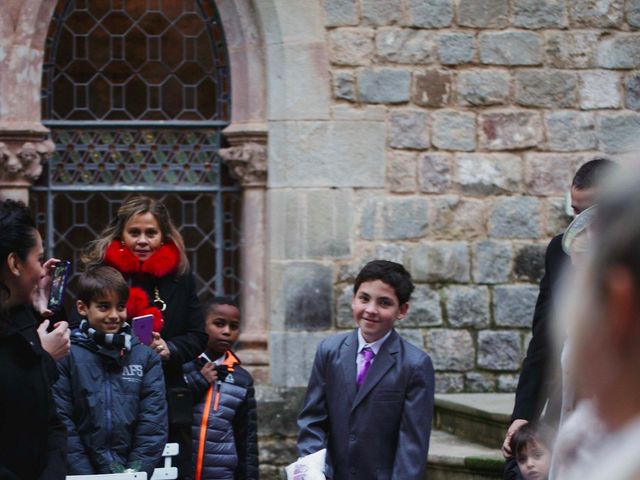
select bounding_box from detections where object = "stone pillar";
[219,125,269,381]
[0,128,54,203]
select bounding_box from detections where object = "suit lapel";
[351,330,399,412]
[339,331,358,407]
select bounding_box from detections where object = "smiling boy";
[52,266,167,476]
[297,260,435,480]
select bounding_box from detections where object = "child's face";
[352,280,408,343]
[516,441,551,480]
[76,290,127,334]
[205,304,241,357]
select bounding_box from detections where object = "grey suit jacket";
[297,329,435,480]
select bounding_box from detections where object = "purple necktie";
[356,347,375,390]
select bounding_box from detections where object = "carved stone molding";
[219,141,267,187]
[0,137,54,185]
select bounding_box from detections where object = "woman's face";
[122,212,163,262]
[10,230,45,305]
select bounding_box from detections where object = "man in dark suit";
[502,158,614,477]
[297,260,435,480]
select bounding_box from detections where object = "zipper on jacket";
[104,366,114,464]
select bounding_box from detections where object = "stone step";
[428,429,504,480]
[434,393,514,449]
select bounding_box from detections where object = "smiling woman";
[80,194,207,477]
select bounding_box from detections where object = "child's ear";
[397,302,409,320]
[76,300,89,317]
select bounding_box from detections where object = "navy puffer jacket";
[184,353,259,480]
[52,328,168,476]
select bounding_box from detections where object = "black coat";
[512,234,569,424]
[0,306,67,479]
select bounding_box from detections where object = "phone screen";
[47,261,71,311]
[132,314,154,346]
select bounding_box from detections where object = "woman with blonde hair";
[82,195,206,479]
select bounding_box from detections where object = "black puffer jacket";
[52,327,168,476]
[0,306,67,480]
[184,353,259,480]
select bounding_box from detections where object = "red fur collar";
[104,240,181,278]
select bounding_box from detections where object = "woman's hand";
[32,258,60,316]
[37,320,71,361]
[150,332,170,360]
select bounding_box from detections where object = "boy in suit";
[297,260,435,480]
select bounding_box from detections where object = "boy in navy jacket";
[183,297,258,480]
[53,266,167,476]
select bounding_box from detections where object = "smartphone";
[132,314,154,346]
[47,261,71,311]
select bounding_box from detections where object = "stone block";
[435,373,465,393]
[270,332,331,386]
[331,105,386,121]
[544,112,596,152]
[404,284,443,327]
[359,68,411,104]
[255,386,307,436]
[515,70,578,108]
[488,197,542,239]
[497,374,519,392]
[376,28,435,64]
[437,32,475,65]
[493,285,538,328]
[580,70,622,109]
[625,72,640,110]
[411,69,452,107]
[598,35,640,69]
[597,113,640,153]
[409,242,471,283]
[323,0,359,26]
[426,329,475,371]
[329,28,375,66]
[457,70,511,106]
[513,0,568,28]
[430,196,487,241]
[389,109,430,149]
[419,153,452,193]
[454,153,523,195]
[472,240,513,284]
[362,0,402,25]
[444,285,490,329]
[360,197,430,240]
[396,328,425,349]
[544,196,572,237]
[269,121,385,187]
[405,0,454,28]
[269,189,352,259]
[570,0,623,28]
[545,31,599,69]
[629,0,640,27]
[432,110,476,151]
[514,243,546,283]
[477,331,523,371]
[281,263,333,330]
[524,153,577,196]
[480,111,542,151]
[336,284,354,329]
[332,71,356,102]
[374,242,408,264]
[480,32,542,66]
[466,372,497,393]
[458,0,509,28]
[388,151,418,193]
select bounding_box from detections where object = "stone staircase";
[428,393,514,480]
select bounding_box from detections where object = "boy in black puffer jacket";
[53,266,167,476]
[183,297,258,480]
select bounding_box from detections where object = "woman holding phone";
[81,195,206,479]
[0,199,67,479]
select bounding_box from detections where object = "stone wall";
[268,0,640,394]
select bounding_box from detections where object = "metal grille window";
[34,0,240,303]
